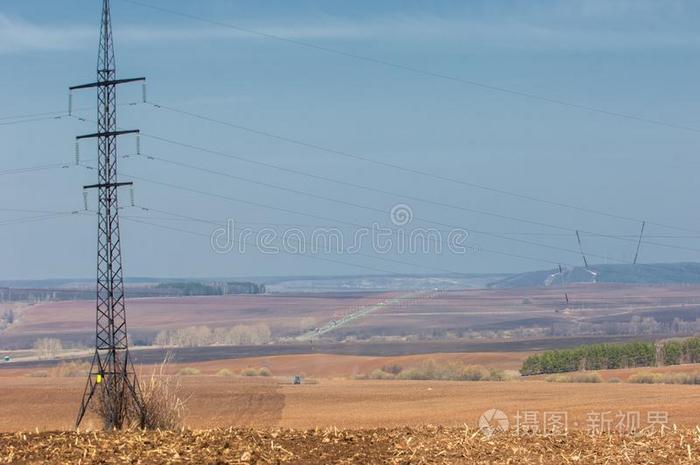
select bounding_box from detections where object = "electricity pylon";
[73,0,146,429]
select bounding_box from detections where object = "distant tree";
[33,337,63,359]
[661,341,683,365]
[681,337,700,363]
[153,324,271,347]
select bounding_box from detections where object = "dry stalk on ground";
[2,426,700,464]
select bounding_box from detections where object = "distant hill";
[488,262,700,288]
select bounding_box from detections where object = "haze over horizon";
[2,0,700,280]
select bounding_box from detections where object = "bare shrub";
[138,357,188,430]
[486,368,512,381]
[240,367,258,377]
[545,372,603,383]
[367,360,507,381]
[627,371,700,385]
[51,361,90,377]
[381,364,403,375]
[258,367,272,377]
[608,376,622,383]
[501,370,522,380]
[368,369,395,380]
[216,368,233,377]
[92,376,141,430]
[663,372,700,384]
[627,372,664,384]
[89,356,187,430]
[33,337,63,360]
[460,365,490,381]
[177,367,200,376]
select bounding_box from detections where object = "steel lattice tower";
[73,0,146,429]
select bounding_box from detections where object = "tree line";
[520,337,700,375]
[153,324,271,347]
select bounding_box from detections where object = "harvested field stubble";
[2,427,700,464]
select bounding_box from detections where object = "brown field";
[0,352,528,378]
[338,283,700,337]
[1,292,395,347]
[3,427,699,464]
[4,285,700,462]
[2,353,700,432]
[4,352,700,464]
[5,283,700,351]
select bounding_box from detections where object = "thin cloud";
[3,6,700,55]
[0,14,376,54]
[0,14,92,53]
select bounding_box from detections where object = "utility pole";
[633,221,646,265]
[575,230,589,269]
[73,0,146,429]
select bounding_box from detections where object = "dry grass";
[51,361,90,378]
[177,367,201,376]
[356,360,516,381]
[240,367,273,377]
[24,362,90,378]
[89,356,188,430]
[2,427,700,464]
[138,357,188,430]
[628,372,700,385]
[545,372,604,383]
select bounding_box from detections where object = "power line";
[119,214,700,238]
[0,101,141,126]
[152,209,472,275]
[0,157,99,177]
[0,163,72,177]
[125,215,437,276]
[0,211,86,227]
[0,115,68,127]
[136,152,700,259]
[123,185,481,276]
[71,112,700,260]
[0,109,73,122]
[136,204,591,269]
[131,203,571,271]
[146,102,700,235]
[136,202,700,283]
[119,170,594,268]
[0,207,80,214]
[120,0,700,137]
[131,134,700,255]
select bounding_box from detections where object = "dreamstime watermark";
[477,408,671,437]
[390,203,413,226]
[209,203,479,256]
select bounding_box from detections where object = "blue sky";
[2,0,700,280]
